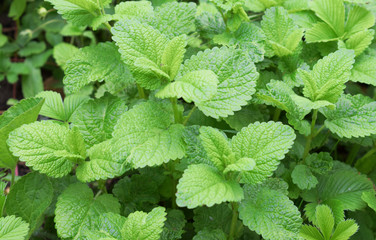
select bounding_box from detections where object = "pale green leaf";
[316,205,335,239]
[321,94,376,138]
[0,216,29,240]
[223,158,256,174]
[156,70,218,104]
[64,94,90,122]
[361,191,376,212]
[344,29,374,56]
[55,182,120,239]
[114,1,154,21]
[351,53,376,86]
[199,126,234,171]
[71,94,127,147]
[133,56,171,88]
[64,42,132,94]
[344,5,375,38]
[300,225,325,240]
[0,97,44,169]
[176,164,243,209]
[305,22,339,43]
[299,49,355,103]
[239,183,302,240]
[35,91,66,121]
[76,140,130,182]
[331,220,359,240]
[112,101,185,168]
[244,0,279,12]
[231,121,296,184]
[261,7,303,56]
[5,172,53,236]
[161,35,187,80]
[53,43,79,69]
[7,121,86,177]
[121,207,166,240]
[179,47,258,118]
[150,2,196,38]
[309,0,345,36]
[291,165,318,190]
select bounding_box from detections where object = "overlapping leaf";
[0,216,29,240]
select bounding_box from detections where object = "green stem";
[137,84,146,99]
[313,125,325,138]
[273,108,281,122]
[345,144,361,165]
[103,22,112,31]
[97,180,107,194]
[183,106,197,126]
[170,98,182,124]
[10,168,15,187]
[228,202,239,240]
[303,109,318,160]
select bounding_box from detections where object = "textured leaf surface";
[351,53,376,86]
[344,5,375,37]
[160,209,186,240]
[344,29,374,56]
[149,2,196,38]
[176,164,243,208]
[114,1,154,21]
[71,94,127,147]
[193,204,233,234]
[291,165,318,190]
[179,47,258,118]
[121,207,166,240]
[261,7,303,56]
[361,191,376,212]
[239,183,302,240]
[64,42,131,94]
[5,172,53,235]
[156,70,218,104]
[112,101,185,168]
[161,35,187,80]
[0,216,29,240]
[8,121,86,177]
[231,122,296,184]
[193,229,227,240]
[78,212,124,240]
[316,205,334,239]
[55,182,120,239]
[299,49,355,103]
[309,0,345,36]
[76,140,130,182]
[321,94,376,138]
[0,97,43,169]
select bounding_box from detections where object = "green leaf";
[8,0,26,20]
[231,122,296,184]
[161,35,187,80]
[71,94,127,147]
[344,5,375,38]
[0,97,44,169]
[302,169,373,211]
[53,43,79,69]
[224,104,269,131]
[300,225,325,240]
[18,42,46,57]
[305,152,333,175]
[321,94,376,138]
[351,53,376,86]
[193,204,233,234]
[0,216,29,240]
[21,61,44,98]
[316,205,335,239]
[193,229,227,240]
[291,165,318,190]
[76,140,130,182]
[156,70,218,104]
[45,0,108,27]
[112,101,185,168]
[114,1,154,21]
[55,182,120,239]
[199,126,235,171]
[261,7,303,56]
[299,49,355,103]
[344,29,374,56]
[331,219,359,240]
[7,121,86,177]
[176,164,243,208]
[309,0,345,37]
[179,47,258,118]
[305,22,340,43]
[361,191,376,212]
[160,209,186,240]
[121,207,166,240]
[223,157,256,174]
[79,212,124,239]
[149,2,196,38]
[35,91,65,121]
[5,172,53,236]
[64,42,132,94]
[239,183,303,240]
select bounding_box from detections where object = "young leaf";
[291,165,318,190]
[112,101,185,168]
[315,205,335,239]
[0,97,44,169]
[0,216,29,240]
[55,182,120,239]
[239,183,303,240]
[5,172,53,236]
[71,93,127,147]
[321,94,376,138]
[161,35,187,80]
[300,225,325,240]
[231,121,296,184]
[64,42,132,94]
[178,47,259,118]
[76,140,130,182]
[176,164,243,208]
[261,7,303,56]
[7,121,86,177]
[331,219,359,240]
[223,157,256,174]
[299,49,355,103]
[121,207,167,240]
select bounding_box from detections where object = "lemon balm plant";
[1,0,376,239]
